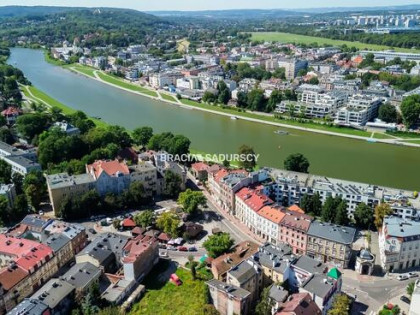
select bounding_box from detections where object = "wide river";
[7,48,420,190]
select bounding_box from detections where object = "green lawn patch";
[179,98,371,137]
[96,72,158,97]
[161,93,176,102]
[131,261,208,315]
[22,85,107,128]
[66,64,96,78]
[404,140,420,145]
[250,32,420,53]
[386,130,420,139]
[372,133,395,139]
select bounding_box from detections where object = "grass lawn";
[179,99,371,137]
[161,93,177,102]
[65,64,96,78]
[386,130,420,139]
[250,32,420,53]
[131,261,209,315]
[96,72,158,97]
[404,140,420,144]
[372,132,395,139]
[21,85,107,128]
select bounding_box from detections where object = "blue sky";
[1,0,419,11]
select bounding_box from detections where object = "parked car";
[408,272,418,278]
[167,245,177,251]
[400,295,411,304]
[397,274,409,281]
[188,247,197,252]
[178,246,188,252]
[159,251,169,258]
[88,228,97,234]
[159,244,167,249]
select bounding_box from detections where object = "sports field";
[250,32,419,52]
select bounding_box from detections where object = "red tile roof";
[0,265,29,291]
[277,293,321,315]
[15,244,54,272]
[1,106,22,116]
[288,205,305,214]
[0,235,41,258]
[87,160,130,179]
[280,211,312,232]
[122,218,136,228]
[122,235,158,263]
[213,169,229,183]
[191,162,210,172]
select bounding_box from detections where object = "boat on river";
[230,116,238,120]
[274,129,289,135]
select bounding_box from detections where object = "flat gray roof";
[46,172,95,189]
[384,216,420,238]
[307,221,356,245]
[63,262,102,289]
[207,279,251,300]
[8,299,49,315]
[302,274,335,299]
[31,279,74,309]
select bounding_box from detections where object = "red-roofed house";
[190,162,210,181]
[257,205,286,244]
[0,237,58,312]
[0,265,30,312]
[1,106,22,125]
[279,211,312,255]
[288,204,305,214]
[122,218,136,229]
[276,293,321,315]
[122,235,159,282]
[235,188,274,235]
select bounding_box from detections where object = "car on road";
[167,245,177,251]
[400,295,411,304]
[397,274,409,281]
[159,251,169,258]
[188,247,197,252]
[159,244,167,249]
[88,228,97,234]
[178,246,188,252]
[408,272,418,278]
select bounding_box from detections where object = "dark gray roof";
[77,233,129,266]
[307,221,356,245]
[251,242,294,274]
[43,233,71,252]
[8,299,49,315]
[31,279,74,309]
[206,279,251,300]
[22,215,52,229]
[292,255,326,275]
[63,262,102,290]
[269,284,288,303]
[228,261,259,284]
[3,155,41,169]
[302,274,335,299]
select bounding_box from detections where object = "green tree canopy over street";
[203,232,234,258]
[178,189,206,215]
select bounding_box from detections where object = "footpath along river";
[8,48,420,191]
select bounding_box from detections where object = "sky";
[1,0,419,11]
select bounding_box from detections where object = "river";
[7,48,420,191]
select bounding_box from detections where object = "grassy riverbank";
[96,72,158,97]
[179,99,372,137]
[250,32,419,53]
[20,85,108,128]
[64,64,96,78]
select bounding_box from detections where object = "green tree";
[12,194,29,221]
[0,195,9,226]
[400,95,420,129]
[255,286,275,315]
[0,160,11,184]
[308,77,319,85]
[133,210,154,228]
[334,200,349,226]
[378,104,397,123]
[267,90,283,113]
[126,181,145,206]
[238,144,257,170]
[203,232,234,258]
[132,126,153,147]
[321,196,336,223]
[311,192,322,216]
[16,113,50,142]
[156,211,180,237]
[12,173,23,195]
[0,127,14,144]
[247,89,267,112]
[284,153,310,173]
[328,294,351,315]
[23,170,46,211]
[178,189,206,215]
[354,202,374,229]
[374,204,393,230]
[407,281,415,297]
[202,91,217,103]
[164,170,182,198]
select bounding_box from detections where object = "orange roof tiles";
[280,211,312,232]
[288,204,305,214]
[258,206,286,224]
[87,160,130,178]
[0,265,29,291]
[0,235,41,258]
[15,244,53,272]
[191,162,210,172]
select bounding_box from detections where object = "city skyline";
[1,0,420,11]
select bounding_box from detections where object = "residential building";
[122,235,159,282]
[76,233,129,273]
[279,210,312,255]
[1,106,22,125]
[8,299,50,315]
[206,279,251,315]
[409,279,420,315]
[62,262,102,300]
[379,217,420,272]
[0,184,16,207]
[306,221,356,269]
[31,279,75,315]
[277,292,321,315]
[268,284,289,314]
[334,94,382,127]
[227,260,262,305]
[211,241,259,281]
[51,121,80,136]
[42,233,73,269]
[278,58,308,80]
[101,277,136,305]
[256,205,285,244]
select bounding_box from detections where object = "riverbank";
[67,65,420,148]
